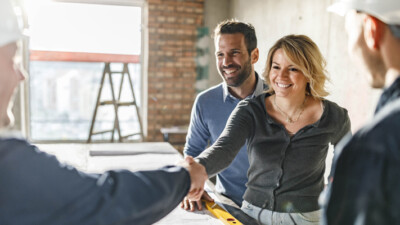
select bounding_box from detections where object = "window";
[24,0,145,141]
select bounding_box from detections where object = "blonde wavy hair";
[263,34,329,98]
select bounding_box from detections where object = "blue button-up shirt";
[184,73,266,206]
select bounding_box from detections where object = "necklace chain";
[273,95,307,123]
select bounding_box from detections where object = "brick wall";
[147,0,204,151]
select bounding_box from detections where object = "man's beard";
[219,57,252,87]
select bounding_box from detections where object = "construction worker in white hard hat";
[321,0,400,224]
[0,1,206,224]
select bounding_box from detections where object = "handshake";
[177,156,208,201]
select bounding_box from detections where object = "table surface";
[160,126,188,134]
[36,142,224,225]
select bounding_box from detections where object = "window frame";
[19,0,148,142]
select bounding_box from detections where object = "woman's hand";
[177,156,208,201]
[180,191,214,211]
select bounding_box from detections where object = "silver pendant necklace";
[273,95,307,123]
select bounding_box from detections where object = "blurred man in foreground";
[0,1,206,224]
[322,0,400,224]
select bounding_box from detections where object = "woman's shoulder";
[234,93,272,119]
[323,98,348,111]
[322,98,349,119]
[237,92,270,109]
[241,92,270,104]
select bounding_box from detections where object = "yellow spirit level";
[203,200,243,225]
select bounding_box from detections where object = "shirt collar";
[0,129,24,139]
[222,72,265,102]
[375,76,400,114]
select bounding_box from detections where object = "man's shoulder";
[195,83,224,104]
[344,99,400,155]
[0,137,31,152]
[199,83,224,96]
[0,138,37,167]
[361,99,400,136]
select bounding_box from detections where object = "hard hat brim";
[327,2,350,17]
[328,1,400,25]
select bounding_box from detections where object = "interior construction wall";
[205,0,382,132]
[204,0,230,87]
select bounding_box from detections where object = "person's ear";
[363,15,384,50]
[251,48,259,64]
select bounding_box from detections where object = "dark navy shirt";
[0,138,190,225]
[322,77,400,225]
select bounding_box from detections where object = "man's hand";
[180,191,214,211]
[177,156,208,201]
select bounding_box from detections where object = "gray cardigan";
[197,93,350,213]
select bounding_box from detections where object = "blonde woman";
[185,34,351,225]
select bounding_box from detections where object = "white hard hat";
[0,0,22,47]
[328,0,400,25]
